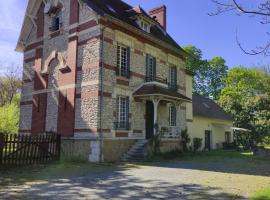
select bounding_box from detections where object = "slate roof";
[193,95,232,121]
[82,0,182,50]
[133,84,192,102]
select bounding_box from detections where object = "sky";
[0,0,269,74]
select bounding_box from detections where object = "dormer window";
[140,20,150,32]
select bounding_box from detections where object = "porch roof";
[133,84,192,102]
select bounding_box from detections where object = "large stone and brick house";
[17,0,195,162]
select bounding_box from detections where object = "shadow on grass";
[140,150,270,177]
[0,162,245,200]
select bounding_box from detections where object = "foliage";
[181,129,190,151]
[193,138,203,152]
[149,124,163,155]
[0,71,21,107]
[251,186,270,200]
[184,46,228,99]
[0,102,20,134]
[219,67,270,145]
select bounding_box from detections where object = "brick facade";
[19,0,190,161]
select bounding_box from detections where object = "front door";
[145,101,154,139]
[205,130,211,150]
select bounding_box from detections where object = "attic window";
[140,20,150,32]
[203,103,211,109]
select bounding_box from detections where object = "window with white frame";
[140,20,150,32]
[146,54,156,81]
[169,105,177,127]
[117,45,129,78]
[169,65,177,89]
[116,96,129,129]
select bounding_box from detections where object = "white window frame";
[117,45,128,77]
[146,55,155,79]
[169,105,177,127]
[117,96,128,129]
[169,65,177,88]
[140,20,150,32]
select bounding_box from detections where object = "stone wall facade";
[19,0,190,161]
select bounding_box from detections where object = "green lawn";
[251,187,270,200]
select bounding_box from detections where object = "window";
[115,96,130,130]
[169,66,177,90]
[49,11,62,32]
[225,132,231,143]
[140,20,150,32]
[117,45,130,78]
[146,54,156,81]
[169,106,177,127]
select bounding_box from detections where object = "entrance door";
[205,130,211,150]
[145,101,154,139]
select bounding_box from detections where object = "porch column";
[152,98,161,135]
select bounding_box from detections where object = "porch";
[133,78,192,139]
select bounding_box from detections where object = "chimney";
[149,5,167,30]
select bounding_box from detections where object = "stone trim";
[104,36,113,44]
[25,41,43,51]
[134,49,144,56]
[76,91,112,99]
[78,35,101,46]
[133,130,143,134]
[74,128,111,133]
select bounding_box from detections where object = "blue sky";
[0,0,269,74]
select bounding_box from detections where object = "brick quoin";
[57,0,79,137]
[31,3,47,135]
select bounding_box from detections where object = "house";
[17,0,194,162]
[188,95,233,150]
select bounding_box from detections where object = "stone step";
[121,139,148,162]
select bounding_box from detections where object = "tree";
[0,103,19,134]
[0,69,21,106]
[184,46,228,99]
[219,67,270,144]
[210,0,270,55]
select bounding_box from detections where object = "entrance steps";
[121,139,148,162]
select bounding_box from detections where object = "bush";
[193,138,203,152]
[0,103,19,134]
[181,129,190,151]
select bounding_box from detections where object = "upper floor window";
[117,45,130,78]
[169,65,177,90]
[49,10,62,32]
[146,54,156,82]
[115,96,130,130]
[169,105,177,127]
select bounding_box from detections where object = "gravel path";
[1,161,269,200]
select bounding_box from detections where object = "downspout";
[99,19,107,162]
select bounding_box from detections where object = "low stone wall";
[103,139,137,162]
[147,139,183,155]
[61,138,101,162]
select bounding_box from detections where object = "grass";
[251,187,270,200]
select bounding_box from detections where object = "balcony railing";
[160,126,181,139]
[145,76,167,85]
[114,122,131,130]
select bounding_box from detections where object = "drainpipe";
[99,19,107,162]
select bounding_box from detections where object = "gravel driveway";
[1,160,270,200]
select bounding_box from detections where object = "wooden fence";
[0,133,61,166]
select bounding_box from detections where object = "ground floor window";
[115,96,130,130]
[169,105,177,127]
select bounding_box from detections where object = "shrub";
[181,129,190,151]
[0,103,19,134]
[193,138,203,152]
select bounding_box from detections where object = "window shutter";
[126,96,130,130]
[146,54,149,78]
[116,46,120,76]
[174,66,177,88]
[153,57,156,81]
[126,47,131,78]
